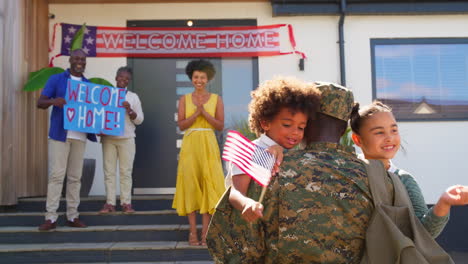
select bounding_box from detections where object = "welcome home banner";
[55,23,305,58]
[64,79,126,136]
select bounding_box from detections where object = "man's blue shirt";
[42,69,97,142]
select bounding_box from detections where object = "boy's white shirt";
[224,133,277,188]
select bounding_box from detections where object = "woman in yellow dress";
[173,59,226,246]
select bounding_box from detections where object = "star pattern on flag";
[60,23,97,57]
[85,36,94,45]
[64,35,72,43]
[68,26,77,34]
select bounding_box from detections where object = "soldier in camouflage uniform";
[206,78,320,264]
[265,82,374,263]
[208,82,374,263]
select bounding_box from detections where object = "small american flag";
[222,131,276,187]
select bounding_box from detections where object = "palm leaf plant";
[23,23,112,92]
[228,118,256,141]
[23,67,66,92]
[340,126,355,148]
[88,78,113,87]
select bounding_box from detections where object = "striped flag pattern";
[222,130,276,187]
[57,23,306,58]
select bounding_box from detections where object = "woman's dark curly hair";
[248,77,321,137]
[350,100,392,135]
[185,59,216,81]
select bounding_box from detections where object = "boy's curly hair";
[185,59,216,81]
[248,77,321,137]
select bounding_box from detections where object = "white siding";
[346,15,468,203]
[49,3,468,202]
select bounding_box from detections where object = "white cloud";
[378,82,449,100]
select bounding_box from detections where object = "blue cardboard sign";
[64,79,126,136]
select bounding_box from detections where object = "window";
[371,38,468,121]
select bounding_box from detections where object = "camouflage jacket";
[207,142,373,264]
[206,178,274,263]
[266,142,374,264]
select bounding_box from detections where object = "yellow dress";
[172,93,226,216]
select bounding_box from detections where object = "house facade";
[1,0,468,205]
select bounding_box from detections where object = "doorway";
[128,19,258,194]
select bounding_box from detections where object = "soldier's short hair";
[314,81,354,121]
[248,77,321,137]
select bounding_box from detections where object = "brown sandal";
[188,232,200,246]
[200,232,207,246]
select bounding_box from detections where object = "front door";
[129,20,258,194]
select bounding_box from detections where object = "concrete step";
[61,262,214,264]
[0,210,188,226]
[16,195,174,212]
[0,224,201,244]
[2,196,213,263]
[0,241,212,263]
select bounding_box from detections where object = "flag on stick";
[222,130,276,187]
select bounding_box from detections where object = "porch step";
[0,241,211,264]
[16,195,174,212]
[0,210,187,226]
[0,224,199,244]
[60,262,214,264]
[0,195,214,263]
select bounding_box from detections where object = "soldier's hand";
[241,199,264,222]
[53,97,67,108]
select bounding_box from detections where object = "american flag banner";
[56,23,306,58]
[60,23,98,57]
[222,131,276,187]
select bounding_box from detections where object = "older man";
[37,49,97,231]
